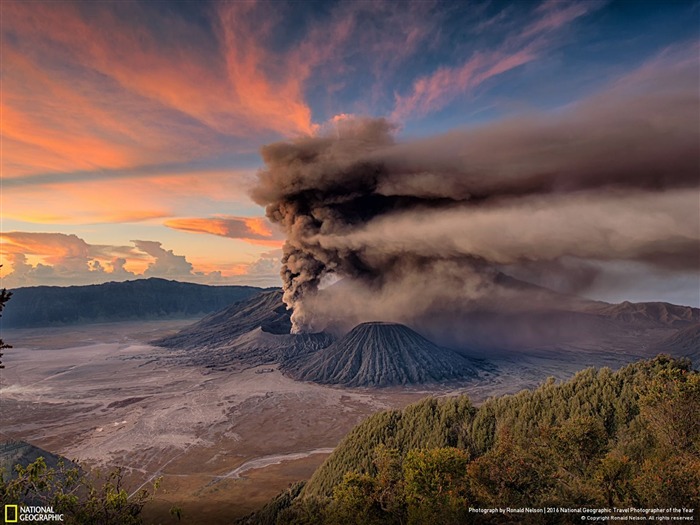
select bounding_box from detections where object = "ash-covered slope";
[153,290,334,369]
[176,327,334,371]
[153,290,291,349]
[153,282,700,375]
[282,322,488,387]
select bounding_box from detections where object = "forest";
[240,355,700,524]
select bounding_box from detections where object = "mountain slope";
[300,355,696,499]
[171,327,335,370]
[2,278,265,328]
[153,290,291,349]
[652,323,700,362]
[240,356,700,525]
[281,322,488,387]
[585,301,699,328]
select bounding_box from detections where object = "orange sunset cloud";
[1,1,318,182]
[0,232,280,288]
[3,170,255,225]
[164,216,284,247]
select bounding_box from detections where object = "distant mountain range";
[652,323,700,361]
[1,278,269,328]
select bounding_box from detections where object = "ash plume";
[251,57,700,333]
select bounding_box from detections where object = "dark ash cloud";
[252,55,700,333]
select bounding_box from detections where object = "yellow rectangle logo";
[4,504,18,523]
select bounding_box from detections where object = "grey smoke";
[251,57,699,332]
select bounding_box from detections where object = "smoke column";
[251,57,699,334]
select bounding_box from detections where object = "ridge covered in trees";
[2,278,267,328]
[240,356,700,524]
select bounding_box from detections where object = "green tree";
[593,452,634,507]
[0,457,160,525]
[370,444,405,521]
[0,285,12,368]
[552,416,608,476]
[638,363,700,453]
[633,456,700,508]
[469,427,557,508]
[329,472,384,525]
[402,447,470,525]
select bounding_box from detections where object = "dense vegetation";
[0,458,160,524]
[2,278,266,328]
[241,356,700,524]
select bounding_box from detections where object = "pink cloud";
[392,48,538,121]
[522,1,594,38]
[391,1,597,121]
[2,170,254,225]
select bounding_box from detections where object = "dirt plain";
[0,319,642,523]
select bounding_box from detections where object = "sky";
[0,0,698,304]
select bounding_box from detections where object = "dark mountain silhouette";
[281,322,489,387]
[2,278,266,328]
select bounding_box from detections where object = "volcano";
[152,290,333,370]
[281,322,488,387]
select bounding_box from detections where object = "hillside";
[241,356,700,524]
[281,322,489,387]
[1,278,266,328]
[652,323,700,362]
[585,301,699,328]
[154,286,699,379]
[167,327,335,371]
[153,290,336,370]
[153,290,291,349]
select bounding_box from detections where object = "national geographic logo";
[4,505,18,523]
[3,505,64,522]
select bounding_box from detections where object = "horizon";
[3,275,699,310]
